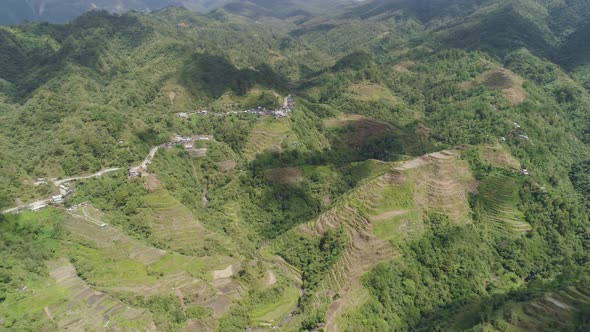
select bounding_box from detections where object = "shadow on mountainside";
[179,53,289,99]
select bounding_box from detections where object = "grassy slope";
[2,3,590,331]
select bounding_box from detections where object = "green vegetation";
[274,228,346,297]
[250,285,299,324]
[2,1,590,330]
[0,211,62,330]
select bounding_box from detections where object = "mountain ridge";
[1,2,590,331]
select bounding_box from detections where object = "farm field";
[478,173,531,237]
[2,1,590,330]
[242,117,296,160]
[250,285,299,326]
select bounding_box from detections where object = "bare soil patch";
[265,270,277,286]
[213,265,233,280]
[142,172,161,191]
[463,68,526,105]
[481,144,520,170]
[168,91,177,103]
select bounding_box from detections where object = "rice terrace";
[1,0,590,331]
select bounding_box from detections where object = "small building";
[193,135,213,141]
[52,195,64,204]
[500,136,507,142]
[184,142,194,150]
[30,202,47,212]
[177,112,189,118]
[128,167,140,178]
[33,178,47,186]
[59,185,70,196]
[521,169,529,176]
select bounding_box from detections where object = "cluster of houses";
[17,183,74,213]
[510,123,531,142]
[176,95,295,119]
[500,122,531,176]
[165,134,213,147]
[128,134,212,179]
[500,122,531,144]
[168,134,211,157]
[33,177,48,186]
[48,185,74,206]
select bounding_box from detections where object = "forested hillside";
[0,0,356,25]
[1,1,590,331]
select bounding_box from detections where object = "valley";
[1,1,590,331]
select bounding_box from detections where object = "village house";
[194,94,294,118]
[59,184,72,196]
[52,195,64,204]
[128,167,141,178]
[30,202,47,212]
[177,112,189,118]
[193,135,214,141]
[34,178,47,186]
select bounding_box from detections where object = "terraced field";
[480,144,521,170]
[46,259,156,331]
[412,151,475,225]
[250,285,300,326]
[63,201,249,330]
[508,287,590,330]
[459,286,590,331]
[302,165,405,330]
[479,173,531,237]
[242,117,295,160]
[143,191,236,256]
[347,83,398,104]
[274,150,477,331]
[66,206,166,265]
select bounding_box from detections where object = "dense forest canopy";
[1,0,590,331]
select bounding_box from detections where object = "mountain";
[222,0,356,20]
[1,2,590,332]
[0,0,356,25]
